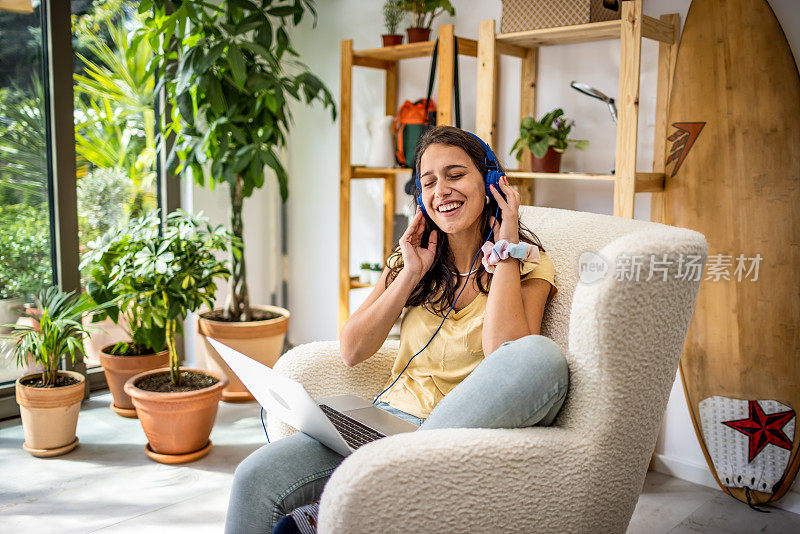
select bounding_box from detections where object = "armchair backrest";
[518,206,707,442]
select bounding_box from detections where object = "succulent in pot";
[4,287,112,457]
[86,209,236,463]
[135,0,334,402]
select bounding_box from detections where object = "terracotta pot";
[82,314,129,366]
[197,305,289,403]
[531,146,563,173]
[406,27,431,43]
[15,370,85,457]
[382,34,403,47]
[99,344,169,418]
[124,368,228,464]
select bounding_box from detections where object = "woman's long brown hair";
[385,126,545,318]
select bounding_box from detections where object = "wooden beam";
[496,40,527,59]
[476,20,497,144]
[385,61,398,116]
[634,172,666,193]
[354,41,436,61]
[650,14,680,224]
[339,40,353,332]
[383,174,396,264]
[454,37,479,57]
[642,14,677,45]
[613,0,642,218]
[437,24,455,126]
[352,56,395,70]
[517,47,539,206]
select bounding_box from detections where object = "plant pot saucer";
[145,440,212,464]
[109,402,137,418]
[221,390,255,403]
[23,436,79,458]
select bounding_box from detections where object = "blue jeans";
[225,334,569,534]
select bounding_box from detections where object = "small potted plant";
[359,262,373,284]
[382,0,406,47]
[5,287,110,457]
[113,209,236,464]
[369,263,383,285]
[510,108,589,173]
[401,0,455,43]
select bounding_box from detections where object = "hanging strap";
[423,39,438,125]
[423,37,462,128]
[453,36,461,128]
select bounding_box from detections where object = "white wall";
[189,0,800,512]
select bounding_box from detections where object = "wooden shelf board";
[352,166,412,178]
[349,276,374,290]
[494,15,675,49]
[496,20,622,48]
[506,171,665,193]
[353,36,478,62]
[506,171,616,181]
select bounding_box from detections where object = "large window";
[72,0,157,282]
[0,0,168,417]
[0,1,55,384]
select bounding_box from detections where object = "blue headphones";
[414,131,506,218]
[373,130,506,406]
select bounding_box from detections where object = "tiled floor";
[1,392,799,533]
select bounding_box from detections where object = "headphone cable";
[372,203,501,405]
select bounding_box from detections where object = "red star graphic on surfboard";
[721,400,794,463]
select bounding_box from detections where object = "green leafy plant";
[383,0,406,34]
[4,287,109,387]
[80,209,238,385]
[135,0,336,323]
[510,108,589,160]
[81,209,241,385]
[77,167,132,244]
[0,203,52,301]
[401,0,454,29]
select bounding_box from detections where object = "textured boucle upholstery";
[268,205,707,533]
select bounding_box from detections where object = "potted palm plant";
[4,287,110,457]
[510,108,589,173]
[401,0,455,43]
[92,209,236,464]
[136,0,336,402]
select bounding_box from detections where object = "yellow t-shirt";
[380,251,558,419]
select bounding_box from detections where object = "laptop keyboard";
[318,404,385,450]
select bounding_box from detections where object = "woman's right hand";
[399,207,438,283]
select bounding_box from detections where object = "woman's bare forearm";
[338,271,420,366]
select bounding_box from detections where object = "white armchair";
[268,205,707,533]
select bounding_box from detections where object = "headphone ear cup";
[485,170,502,196]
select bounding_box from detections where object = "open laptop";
[206,338,418,456]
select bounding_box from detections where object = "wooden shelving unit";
[339,24,477,330]
[476,0,680,219]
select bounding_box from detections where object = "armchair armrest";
[318,427,606,533]
[266,339,398,440]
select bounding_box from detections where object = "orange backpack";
[394,98,436,168]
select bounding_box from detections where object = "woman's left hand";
[488,175,520,243]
